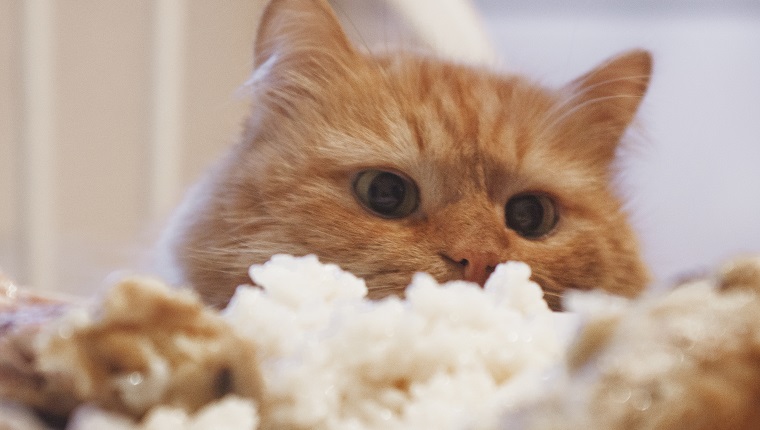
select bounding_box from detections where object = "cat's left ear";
[252,0,356,83]
[562,50,652,165]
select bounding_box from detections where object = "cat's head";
[164,0,651,310]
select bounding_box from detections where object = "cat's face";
[163,0,651,310]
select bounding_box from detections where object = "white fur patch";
[238,52,280,98]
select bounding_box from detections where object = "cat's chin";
[362,273,413,300]
[529,272,570,312]
[361,269,571,311]
[361,265,486,301]
[352,259,469,300]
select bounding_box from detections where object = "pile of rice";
[228,255,570,429]
[8,255,760,429]
[3,255,580,429]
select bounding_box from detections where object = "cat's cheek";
[502,231,598,295]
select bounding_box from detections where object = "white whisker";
[533,94,643,146]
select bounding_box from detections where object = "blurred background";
[1,0,758,295]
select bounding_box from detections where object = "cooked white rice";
[62,255,579,429]
[227,255,566,429]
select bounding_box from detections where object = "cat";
[158,0,651,311]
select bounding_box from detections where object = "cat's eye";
[353,170,419,218]
[505,194,559,239]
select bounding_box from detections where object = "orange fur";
[160,0,651,310]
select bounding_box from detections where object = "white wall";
[0,1,262,294]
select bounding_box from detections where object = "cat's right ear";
[558,50,652,168]
[252,0,356,82]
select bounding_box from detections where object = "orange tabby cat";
[159,0,651,310]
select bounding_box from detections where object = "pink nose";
[448,251,501,286]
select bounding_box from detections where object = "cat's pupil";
[505,194,558,238]
[353,169,419,218]
[368,172,405,213]
[512,198,542,229]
